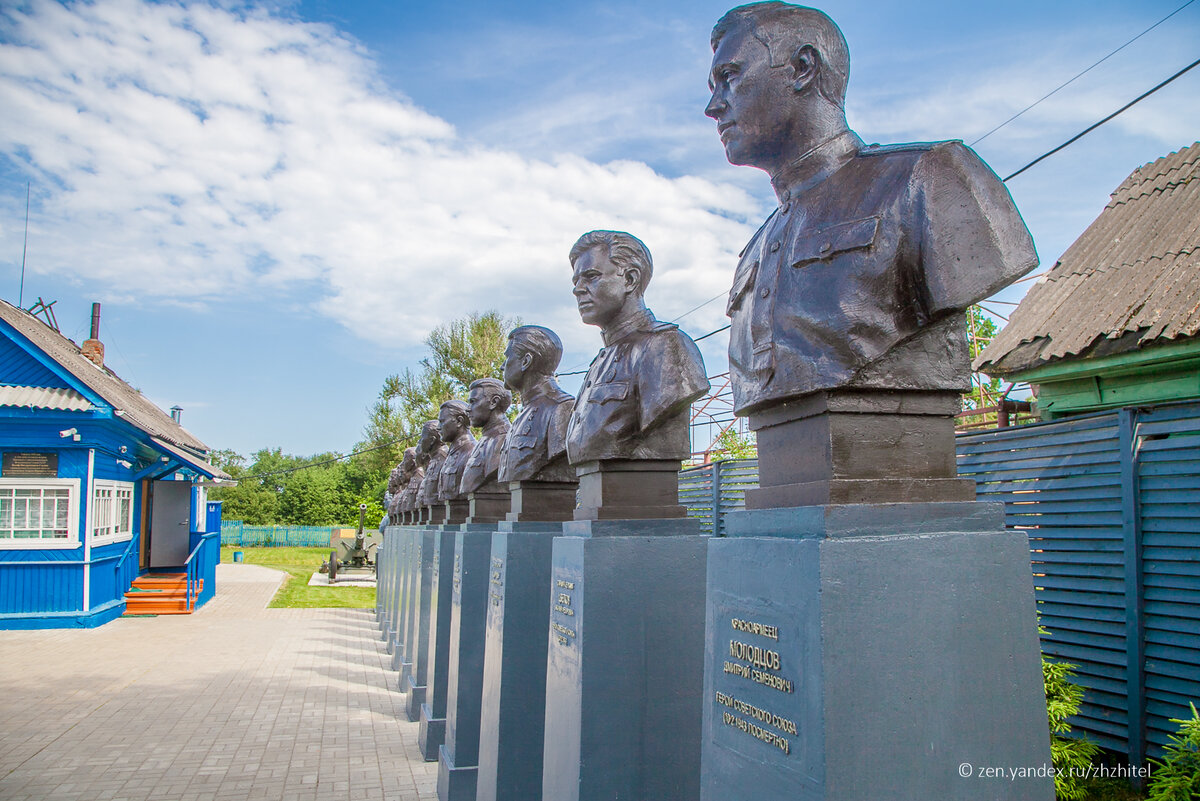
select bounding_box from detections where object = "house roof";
[0,385,94,412]
[976,142,1200,377]
[0,299,210,453]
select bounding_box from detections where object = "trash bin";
[233,551,244,563]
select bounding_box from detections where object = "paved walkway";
[0,563,437,801]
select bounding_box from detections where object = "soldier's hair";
[569,230,653,295]
[439,399,470,427]
[469,377,513,415]
[711,2,849,108]
[508,325,563,377]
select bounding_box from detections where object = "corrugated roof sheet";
[0,385,94,412]
[976,142,1200,376]
[0,299,211,453]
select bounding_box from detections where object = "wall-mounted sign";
[2,452,59,478]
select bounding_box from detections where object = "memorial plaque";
[2,452,58,478]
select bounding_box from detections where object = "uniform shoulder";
[859,139,961,157]
[649,320,680,333]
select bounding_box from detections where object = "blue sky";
[1,0,1198,457]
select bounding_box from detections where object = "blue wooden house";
[0,299,231,628]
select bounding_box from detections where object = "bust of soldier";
[565,230,709,464]
[706,2,1036,416]
[386,463,405,520]
[395,447,418,513]
[498,325,576,484]
[437,400,477,501]
[417,420,447,511]
[460,378,512,495]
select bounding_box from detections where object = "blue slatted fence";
[679,459,757,536]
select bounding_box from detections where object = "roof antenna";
[19,182,29,307]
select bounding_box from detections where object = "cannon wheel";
[328,550,338,582]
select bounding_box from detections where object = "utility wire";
[232,440,403,482]
[970,0,1198,147]
[1003,56,1200,182]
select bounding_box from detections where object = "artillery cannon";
[320,504,378,583]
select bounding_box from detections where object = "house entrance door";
[149,481,191,568]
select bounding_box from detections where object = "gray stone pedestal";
[417,527,457,757]
[402,526,437,714]
[542,519,709,801]
[391,526,420,676]
[476,522,562,801]
[436,526,495,801]
[700,503,1054,801]
[387,527,413,669]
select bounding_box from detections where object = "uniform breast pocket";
[587,382,628,404]
[791,216,879,269]
[508,433,538,450]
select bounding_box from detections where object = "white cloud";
[0,0,762,355]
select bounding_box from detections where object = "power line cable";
[1003,56,1200,182]
[231,440,403,481]
[970,0,1198,147]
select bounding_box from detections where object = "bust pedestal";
[700,503,1053,800]
[747,390,975,508]
[506,480,577,522]
[574,459,687,520]
[466,482,511,524]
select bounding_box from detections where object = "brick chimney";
[81,302,104,368]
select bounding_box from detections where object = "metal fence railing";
[220,521,335,548]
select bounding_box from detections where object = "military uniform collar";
[480,416,509,439]
[771,129,863,204]
[601,306,654,347]
[520,378,559,406]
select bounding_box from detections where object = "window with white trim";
[0,479,79,547]
[91,480,135,546]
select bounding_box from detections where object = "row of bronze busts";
[384,230,710,526]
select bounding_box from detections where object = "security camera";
[59,428,77,438]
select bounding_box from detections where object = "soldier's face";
[439,410,461,442]
[468,387,491,428]
[502,341,528,390]
[419,426,438,452]
[572,247,633,329]
[706,26,799,171]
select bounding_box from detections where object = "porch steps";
[122,574,203,616]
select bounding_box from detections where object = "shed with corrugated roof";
[0,299,231,628]
[975,142,1200,418]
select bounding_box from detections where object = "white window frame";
[0,478,81,549]
[91,480,135,547]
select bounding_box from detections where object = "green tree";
[360,310,521,474]
[1148,702,1200,801]
[708,426,756,460]
[964,305,1004,413]
[1042,626,1101,800]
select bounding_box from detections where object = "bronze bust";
[498,325,578,521]
[706,3,1037,506]
[395,447,418,518]
[417,420,448,522]
[564,230,709,519]
[461,377,514,523]
[437,399,477,524]
[461,378,512,495]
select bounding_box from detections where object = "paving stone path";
[0,563,438,801]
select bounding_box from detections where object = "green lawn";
[220,545,376,609]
